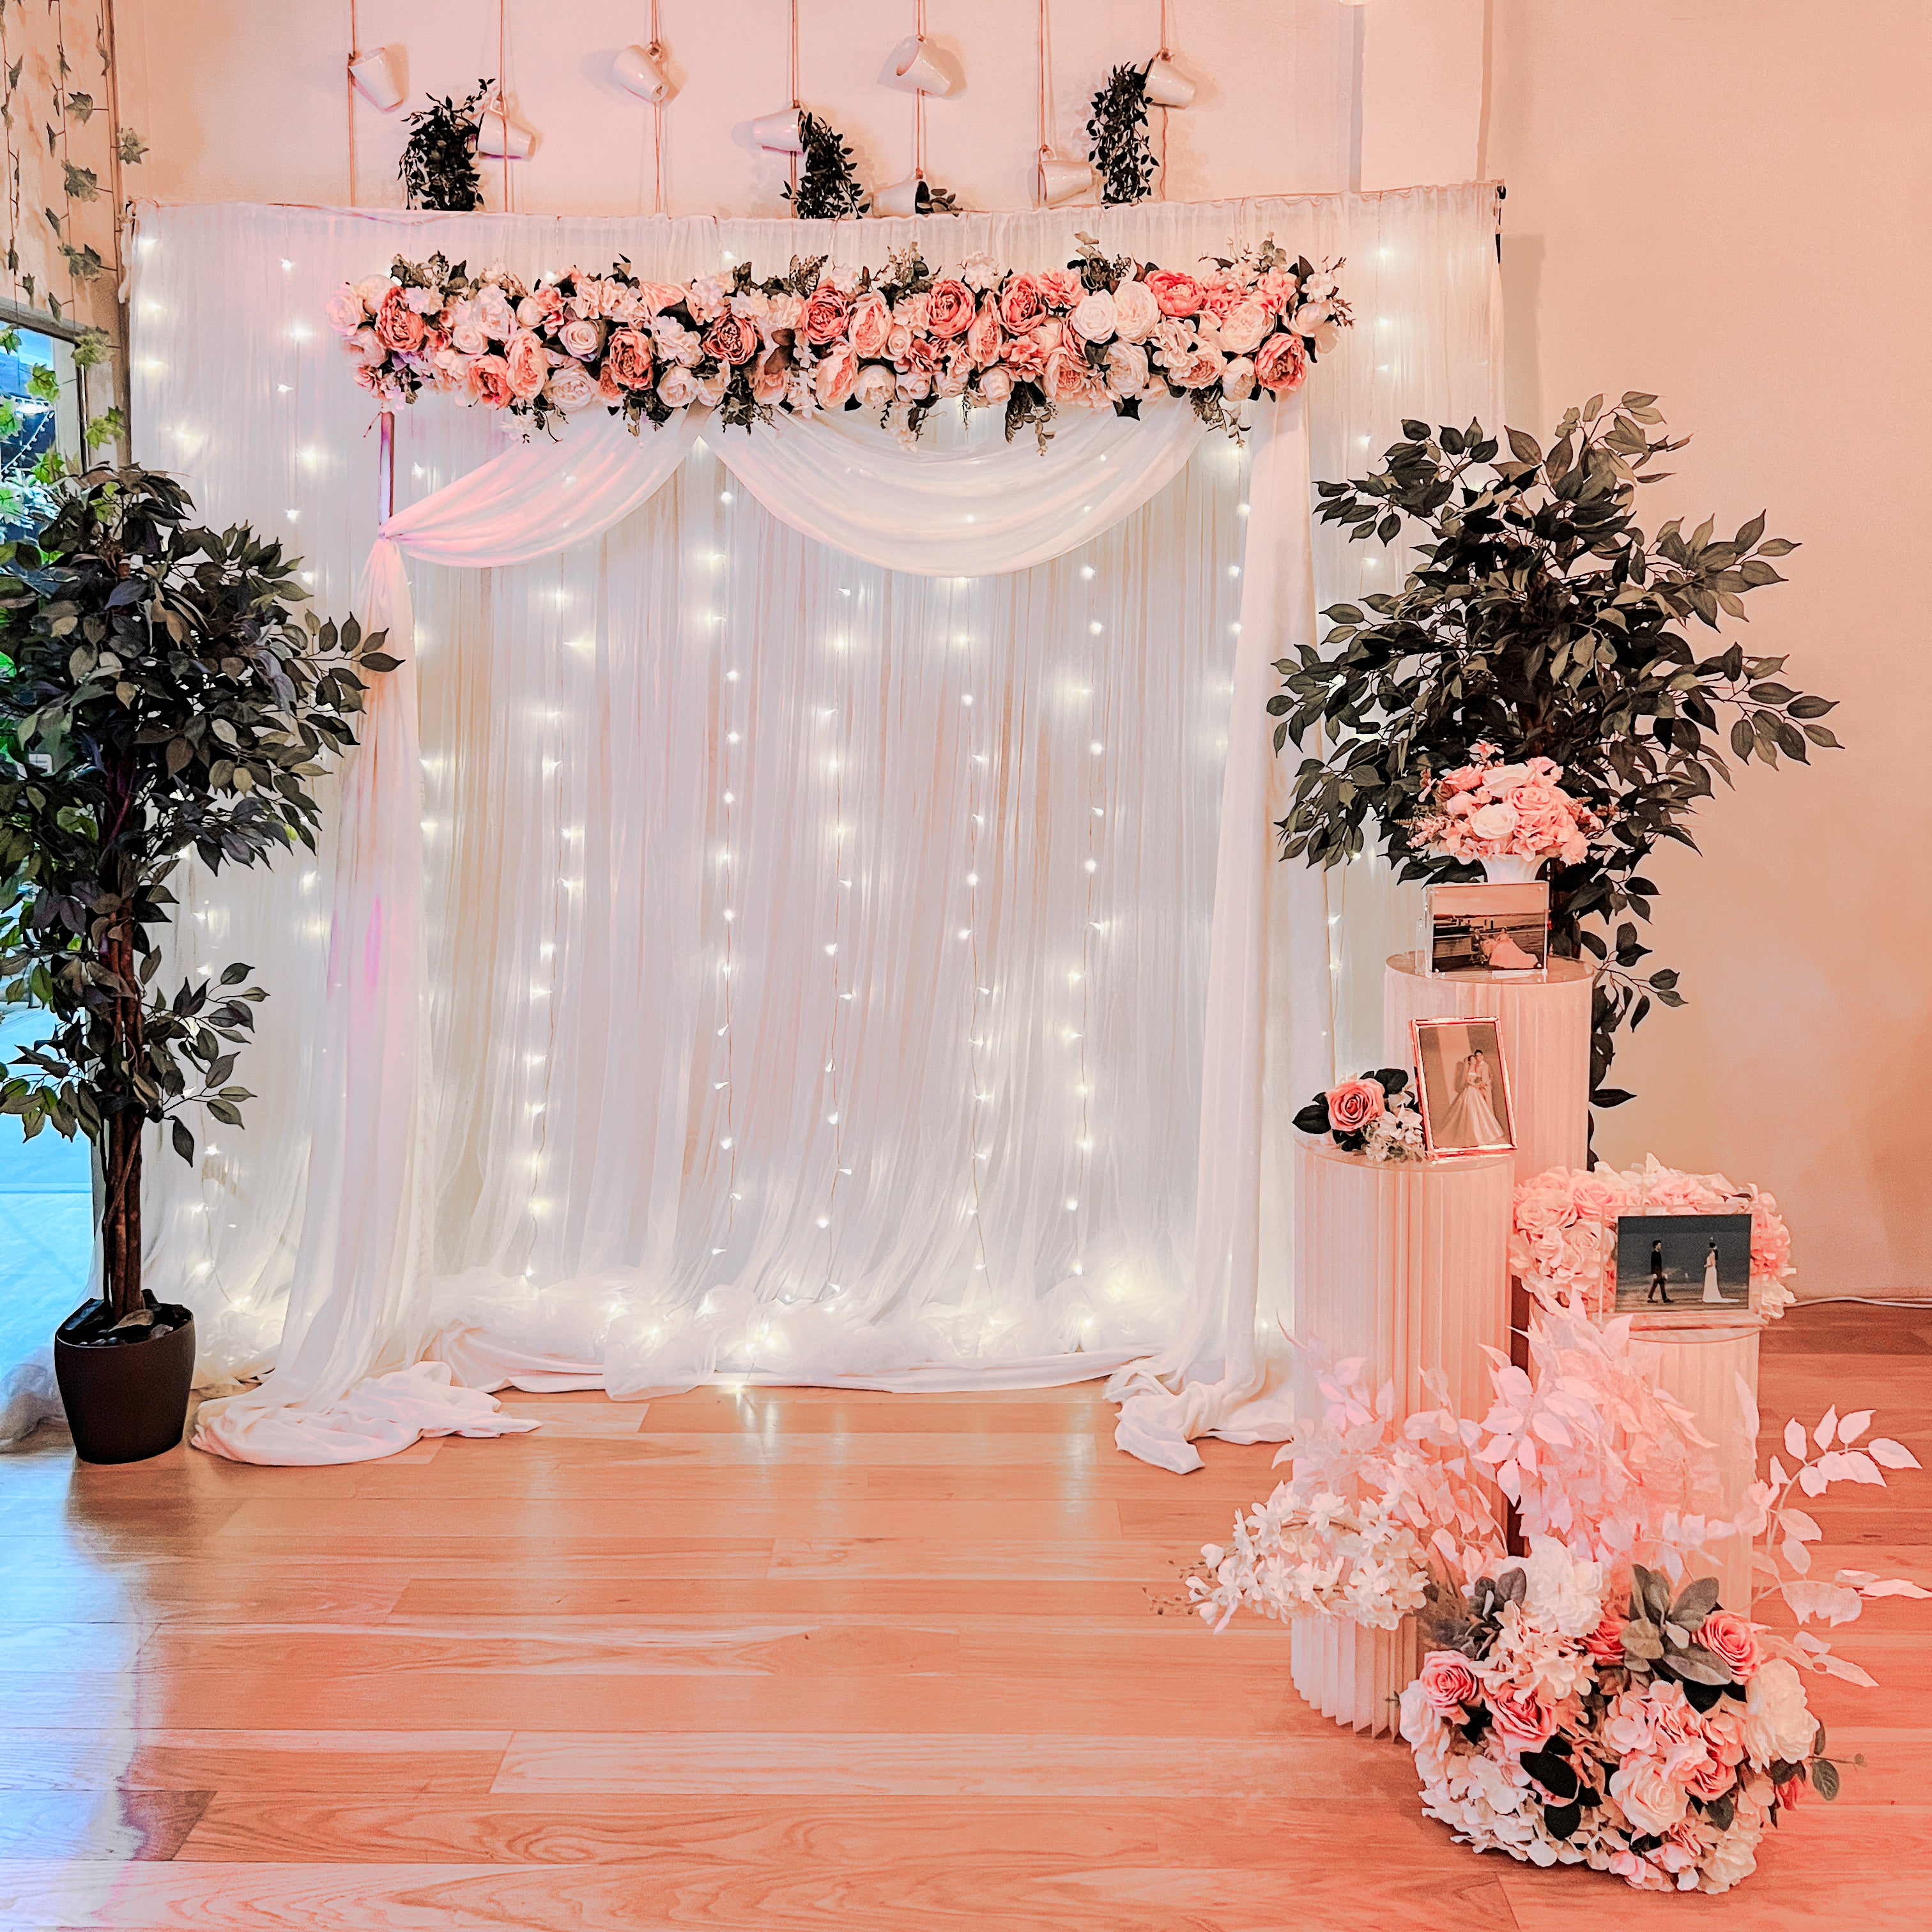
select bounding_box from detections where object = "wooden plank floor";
[0,1303,1926,1929]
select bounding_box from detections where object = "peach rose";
[1695,1611,1759,1682]
[1197,273,1245,321]
[374,286,425,353]
[924,278,976,339]
[1112,278,1160,342]
[1325,1078,1385,1133]
[997,273,1046,334]
[885,321,914,363]
[848,291,892,358]
[1418,1650,1480,1717]
[1036,268,1084,309]
[976,364,1013,402]
[1254,330,1308,394]
[854,362,896,410]
[801,285,852,346]
[503,330,549,400]
[657,364,702,408]
[557,316,602,362]
[604,327,654,390]
[1067,289,1118,344]
[812,341,859,408]
[1146,268,1206,318]
[1582,1606,1627,1665]
[1221,356,1255,404]
[703,312,760,365]
[967,298,1004,367]
[1002,336,1046,381]
[632,280,686,316]
[1611,1756,1689,1837]
[466,354,513,407]
[1485,1683,1555,1749]
[595,365,625,404]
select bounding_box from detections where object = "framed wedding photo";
[1410,1016,1516,1158]
[1613,1212,1753,1317]
[1427,882,1550,977]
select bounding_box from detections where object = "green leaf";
[170,1117,194,1163]
[1811,1758,1841,1800]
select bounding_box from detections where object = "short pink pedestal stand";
[1288,1138,1513,1735]
[1383,953,1595,1184]
[1631,1313,1765,1611]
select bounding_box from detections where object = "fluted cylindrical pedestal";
[1632,1315,1764,1611]
[1289,1138,1513,1735]
[1383,953,1595,1185]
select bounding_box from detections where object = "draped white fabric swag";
[128,190,1504,1468]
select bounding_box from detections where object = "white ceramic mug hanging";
[613,43,676,104]
[476,95,537,160]
[1144,55,1195,107]
[1039,153,1096,207]
[348,46,406,111]
[874,173,927,217]
[883,34,964,98]
[751,108,806,153]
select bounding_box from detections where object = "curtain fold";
[115,190,1502,1469]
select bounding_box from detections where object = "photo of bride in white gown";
[1412,1018,1515,1153]
[1611,1213,1754,1312]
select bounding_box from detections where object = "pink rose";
[936,349,972,398]
[967,298,1004,367]
[1582,1606,1627,1666]
[1112,278,1160,342]
[1325,1078,1384,1133]
[503,330,549,401]
[885,321,914,363]
[1197,275,1245,321]
[1257,268,1300,312]
[558,316,602,361]
[801,286,852,346]
[1696,1611,1759,1682]
[896,369,933,402]
[1146,268,1206,318]
[604,327,654,390]
[466,354,513,407]
[633,281,687,316]
[848,291,892,358]
[1687,1752,1738,1801]
[894,335,940,378]
[1485,1683,1555,1749]
[374,286,425,353]
[812,341,859,408]
[1254,330,1308,394]
[1031,317,1067,352]
[475,285,516,340]
[997,273,1046,334]
[924,279,976,339]
[703,312,760,366]
[1568,1174,1626,1222]
[1418,1650,1480,1717]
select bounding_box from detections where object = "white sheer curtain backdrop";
[119,188,1501,1469]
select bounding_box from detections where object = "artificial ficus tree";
[1271,395,1839,1126]
[0,466,393,1323]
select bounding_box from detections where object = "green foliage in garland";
[400,80,492,213]
[1087,64,1156,206]
[782,112,869,222]
[1270,395,1840,1135]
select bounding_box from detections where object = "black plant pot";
[54,1295,196,1465]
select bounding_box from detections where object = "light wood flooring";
[1,1303,1926,1929]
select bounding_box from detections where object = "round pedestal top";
[1387,951,1596,987]
[1302,1138,1515,1180]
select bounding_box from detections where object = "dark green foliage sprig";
[400,80,491,212]
[782,112,869,222]
[1087,63,1156,205]
[1269,395,1839,1131]
[0,468,390,1317]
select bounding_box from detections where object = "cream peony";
[544,361,597,411]
[1522,1538,1606,1638]
[1740,1659,1815,1767]
[1221,355,1255,404]
[1112,278,1161,343]
[656,364,702,408]
[1217,299,1273,355]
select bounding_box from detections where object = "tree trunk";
[103,1104,142,1322]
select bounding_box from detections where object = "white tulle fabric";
[122,189,1503,1469]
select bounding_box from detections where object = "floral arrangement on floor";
[1407,742,1606,870]
[1512,1156,1797,1322]
[1291,1066,1425,1164]
[1188,1308,1928,1896]
[324,234,1350,446]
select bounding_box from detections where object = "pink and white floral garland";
[1512,1155,1796,1322]
[1409,742,1606,867]
[325,233,1350,446]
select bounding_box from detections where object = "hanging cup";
[882,34,965,98]
[873,173,925,218]
[1039,153,1097,208]
[751,109,806,153]
[613,43,677,105]
[1143,56,1196,108]
[476,100,537,160]
[348,46,406,112]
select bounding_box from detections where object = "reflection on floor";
[0,1303,1924,1927]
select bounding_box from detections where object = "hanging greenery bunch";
[399,80,493,213]
[1087,63,1157,205]
[782,111,870,221]
[1270,396,1839,1128]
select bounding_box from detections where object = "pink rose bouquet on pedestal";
[1407,741,1606,869]
[1289,1064,1425,1163]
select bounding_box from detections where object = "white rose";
[896,369,933,401]
[1112,278,1160,343]
[1068,289,1118,343]
[695,365,729,406]
[657,365,702,408]
[323,286,365,336]
[355,275,396,313]
[1290,300,1331,337]
[976,364,1013,403]
[1608,1755,1687,1837]
[1698,1821,1762,1894]
[558,317,602,360]
[1740,1659,1815,1767]
[1220,355,1255,404]
[762,293,804,339]
[516,295,549,328]
[1521,1538,1605,1637]
[1469,801,1519,843]
[854,363,896,409]
[1218,299,1271,355]
[1105,341,1149,395]
[544,361,597,411]
[449,320,488,356]
[1307,318,1341,355]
